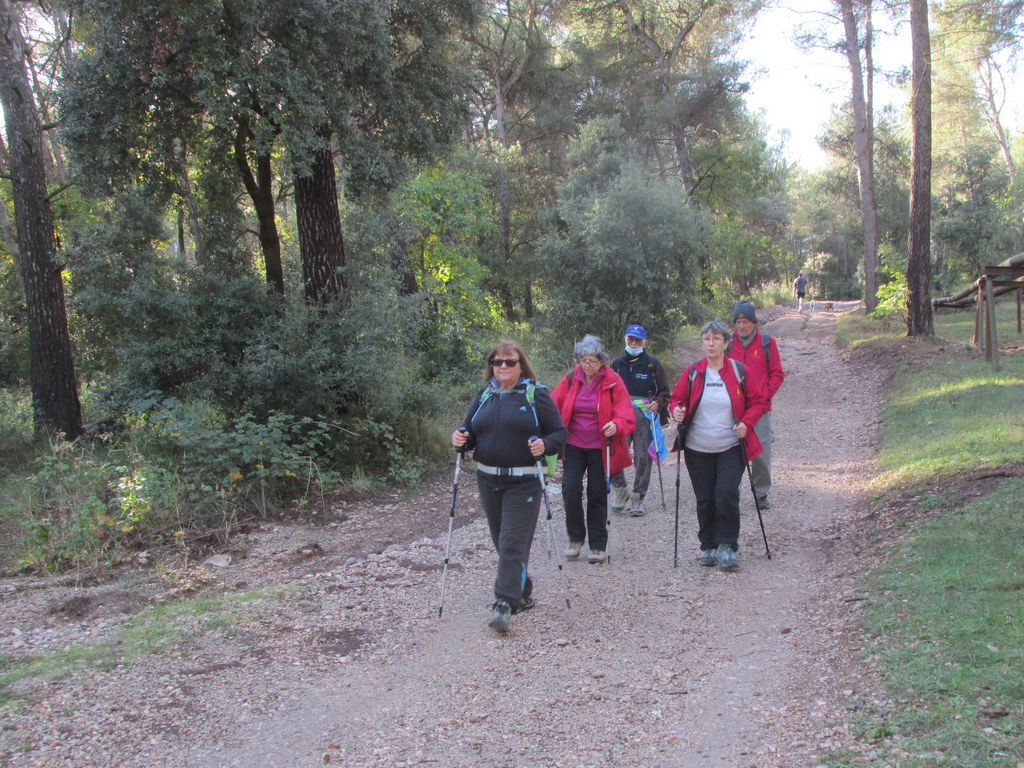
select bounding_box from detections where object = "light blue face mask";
[625,345,644,356]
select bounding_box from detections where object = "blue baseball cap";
[624,324,647,339]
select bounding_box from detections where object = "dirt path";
[1,303,887,768]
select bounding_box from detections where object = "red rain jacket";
[669,357,765,461]
[551,365,636,476]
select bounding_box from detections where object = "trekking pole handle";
[528,434,547,456]
[453,427,468,454]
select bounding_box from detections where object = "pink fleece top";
[566,369,603,449]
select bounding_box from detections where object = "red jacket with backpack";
[669,357,765,461]
[551,365,636,476]
[726,330,784,411]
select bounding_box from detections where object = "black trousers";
[477,472,542,608]
[683,444,744,552]
[561,443,608,551]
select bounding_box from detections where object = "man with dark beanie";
[727,301,784,508]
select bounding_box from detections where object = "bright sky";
[737,0,912,170]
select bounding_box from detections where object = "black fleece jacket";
[459,379,567,468]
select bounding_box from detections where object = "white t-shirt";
[685,367,739,453]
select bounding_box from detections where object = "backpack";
[726,334,771,366]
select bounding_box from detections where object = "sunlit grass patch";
[861,479,1024,766]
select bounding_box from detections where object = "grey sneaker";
[698,548,718,567]
[626,495,643,520]
[609,485,630,514]
[756,495,770,510]
[587,550,607,564]
[488,600,512,633]
[718,544,739,570]
[564,541,583,559]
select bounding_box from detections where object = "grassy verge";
[825,297,1024,767]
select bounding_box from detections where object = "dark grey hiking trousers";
[476,472,542,608]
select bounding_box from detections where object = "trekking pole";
[605,436,613,565]
[739,438,772,559]
[438,429,466,618]
[531,436,572,608]
[672,425,682,568]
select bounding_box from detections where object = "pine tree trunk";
[838,0,880,312]
[906,0,933,336]
[295,128,347,305]
[0,0,82,439]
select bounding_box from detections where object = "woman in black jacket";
[452,341,567,634]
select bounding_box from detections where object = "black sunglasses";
[491,358,520,367]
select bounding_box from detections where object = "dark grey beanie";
[732,301,758,323]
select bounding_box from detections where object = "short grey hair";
[699,320,730,341]
[574,334,608,364]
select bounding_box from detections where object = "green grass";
[861,480,1024,767]
[821,296,1024,767]
[877,358,1023,487]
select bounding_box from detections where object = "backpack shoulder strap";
[730,358,746,390]
[761,334,771,365]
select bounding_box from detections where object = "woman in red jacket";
[551,335,636,564]
[670,320,766,570]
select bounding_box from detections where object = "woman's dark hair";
[483,340,537,382]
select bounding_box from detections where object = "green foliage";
[872,246,909,322]
[395,165,504,368]
[14,400,335,572]
[0,195,28,386]
[704,216,789,309]
[539,119,705,348]
[933,144,1020,292]
[0,387,33,478]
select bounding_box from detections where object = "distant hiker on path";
[551,335,635,565]
[671,321,766,570]
[793,271,809,312]
[609,324,670,517]
[727,301,784,509]
[452,341,567,634]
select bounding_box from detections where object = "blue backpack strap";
[469,387,491,422]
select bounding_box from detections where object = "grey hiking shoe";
[587,550,607,564]
[564,541,583,559]
[517,595,536,612]
[609,485,630,514]
[756,495,770,510]
[698,548,718,567]
[628,493,645,517]
[488,600,512,634]
[718,544,739,570]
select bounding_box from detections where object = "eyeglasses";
[491,358,520,367]
[578,358,602,367]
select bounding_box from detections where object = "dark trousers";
[683,444,744,551]
[611,406,654,498]
[561,444,608,551]
[477,472,542,608]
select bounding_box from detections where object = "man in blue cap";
[609,324,670,516]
